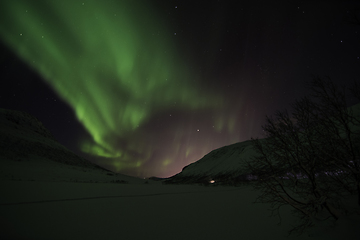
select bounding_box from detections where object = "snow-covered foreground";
[1,181,358,240]
[0,107,359,239]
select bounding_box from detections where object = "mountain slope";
[166,102,360,185]
[0,108,143,183]
[165,140,258,185]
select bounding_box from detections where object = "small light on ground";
[210,180,215,184]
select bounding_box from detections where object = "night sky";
[1,0,359,178]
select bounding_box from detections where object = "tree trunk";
[322,201,342,220]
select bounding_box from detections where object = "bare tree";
[343,6,360,26]
[247,77,360,234]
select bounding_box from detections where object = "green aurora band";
[0,0,234,176]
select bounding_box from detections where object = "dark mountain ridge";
[0,108,144,183]
[165,102,360,185]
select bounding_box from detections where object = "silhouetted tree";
[247,77,360,234]
[343,6,360,26]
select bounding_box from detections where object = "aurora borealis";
[1,1,359,177]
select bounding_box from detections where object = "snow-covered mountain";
[0,109,359,239]
[165,102,360,185]
[0,108,144,183]
[164,140,259,185]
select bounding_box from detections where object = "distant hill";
[0,108,144,183]
[165,102,360,185]
[164,140,259,185]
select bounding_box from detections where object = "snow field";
[1,181,358,240]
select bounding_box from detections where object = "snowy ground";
[1,180,359,240]
[1,107,359,239]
